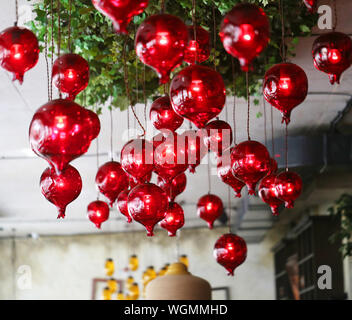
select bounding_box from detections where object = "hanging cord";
[109,107,114,161]
[278,0,286,62]
[333,0,337,31]
[246,71,251,141]
[285,123,288,172]
[160,0,166,13]
[207,152,212,194]
[212,6,217,71]
[263,96,267,147]
[14,0,18,26]
[270,102,275,155]
[231,57,237,145]
[191,0,198,64]
[142,64,147,134]
[44,13,51,101]
[67,0,72,52]
[228,186,232,233]
[96,136,100,200]
[57,0,62,98]
[175,231,180,261]
[50,0,54,100]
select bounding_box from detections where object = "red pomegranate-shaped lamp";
[202,120,233,156]
[87,200,110,229]
[157,173,187,202]
[197,194,224,229]
[275,171,303,208]
[117,189,132,223]
[184,25,210,65]
[160,202,185,237]
[258,174,283,216]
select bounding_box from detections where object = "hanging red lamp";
[157,173,187,202]
[275,171,303,208]
[258,174,283,216]
[87,200,110,229]
[303,0,317,13]
[184,25,210,65]
[117,189,132,223]
[160,202,185,237]
[197,194,224,229]
[202,120,233,156]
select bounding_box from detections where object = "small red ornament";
[135,14,188,84]
[157,173,187,201]
[117,189,132,223]
[214,233,247,276]
[40,165,82,219]
[197,194,224,229]
[231,140,270,195]
[275,171,303,208]
[87,200,110,229]
[312,32,352,85]
[303,0,317,13]
[263,63,308,124]
[127,183,168,236]
[170,65,226,128]
[160,202,185,237]
[220,3,270,71]
[91,0,149,34]
[0,26,39,83]
[29,99,100,172]
[95,161,129,207]
[184,25,210,65]
[258,174,283,216]
[202,120,233,156]
[52,53,89,100]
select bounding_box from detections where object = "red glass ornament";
[263,63,308,124]
[95,161,129,207]
[0,26,39,83]
[312,32,352,85]
[40,165,82,219]
[275,171,303,208]
[170,65,226,128]
[202,120,233,156]
[214,233,247,276]
[135,14,188,84]
[303,0,317,13]
[258,174,283,216]
[29,99,100,172]
[87,200,110,229]
[150,95,184,133]
[117,189,132,223]
[160,202,185,237]
[231,140,270,195]
[157,173,187,202]
[197,194,224,229]
[127,183,168,236]
[129,171,152,189]
[184,25,210,65]
[220,3,269,71]
[91,0,148,34]
[52,53,89,100]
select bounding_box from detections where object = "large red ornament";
[275,171,303,208]
[197,194,224,229]
[258,174,283,216]
[0,26,39,83]
[135,14,188,84]
[263,63,308,124]
[160,202,185,237]
[170,65,226,128]
[40,165,82,219]
[312,32,352,85]
[184,25,210,65]
[231,140,270,195]
[303,0,317,13]
[202,120,233,156]
[87,200,110,229]
[52,53,89,100]
[214,233,247,276]
[29,99,100,172]
[220,3,270,71]
[127,183,168,236]
[95,161,129,207]
[91,0,148,34]
[157,172,187,201]
[117,189,132,223]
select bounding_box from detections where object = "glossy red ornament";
[303,0,317,13]
[263,63,308,124]
[184,25,210,65]
[197,194,224,229]
[275,171,303,208]
[231,140,270,195]
[87,200,110,229]
[117,189,132,223]
[95,161,129,207]
[202,120,233,156]
[220,3,269,71]
[52,53,89,100]
[214,233,247,276]
[157,173,187,201]
[135,14,188,84]
[40,165,82,219]
[160,202,185,237]
[170,65,226,128]
[129,171,152,189]
[312,32,352,85]
[91,0,148,34]
[0,26,39,83]
[127,183,168,236]
[29,99,100,172]
[258,174,283,216]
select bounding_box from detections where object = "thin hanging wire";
[278,0,286,62]
[246,71,251,141]
[263,96,267,147]
[142,64,147,135]
[271,104,275,155]
[50,0,54,100]
[160,0,166,13]
[67,0,72,52]
[15,0,18,25]
[231,57,237,145]
[207,152,211,194]
[175,231,180,260]
[333,0,337,31]
[96,136,100,200]
[57,0,62,98]
[212,6,217,71]
[44,14,50,101]
[191,0,198,64]
[109,106,114,161]
[285,123,288,172]
[227,186,232,233]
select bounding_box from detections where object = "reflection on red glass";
[160,202,184,237]
[184,25,210,65]
[197,194,223,229]
[87,200,110,229]
[258,174,283,216]
[157,172,187,202]
[117,189,132,223]
[275,171,302,209]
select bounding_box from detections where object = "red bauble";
[127,183,168,236]
[184,25,210,65]
[220,3,269,71]
[275,171,303,208]
[214,233,247,276]
[197,194,224,229]
[87,200,110,229]
[91,0,148,34]
[52,53,89,100]
[150,95,184,133]
[312,32,352,85]
[157,172,187,201]
[170,65,226,128]
[202,120,233,156]
[263,63,308,124]
[117,189,132,223]
[40,165,82,219]
[0,26,39,83]
[303,0,317,13]
[160,202,185,237]
[121,139,154,183]
[29,99,100,172]
[135,14,188,84]
[95,161,129,207]
[258,174,283,216]
[231,140,270,195]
